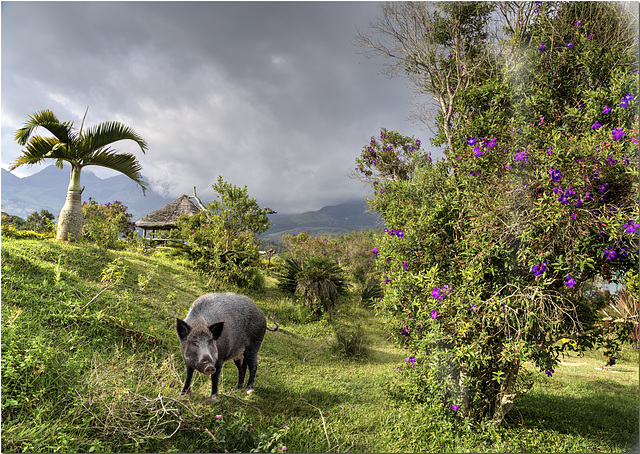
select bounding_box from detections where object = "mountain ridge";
[1,166,382,239]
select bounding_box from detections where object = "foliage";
[358,1,638,424]
[276,257,347,317]
[353,128,429,183]
[1,238,637,453]
[174,176,270,291]
[82,198,136,251]
[281,230,382,305]
[25,209,56,233]
[1,212,54,240]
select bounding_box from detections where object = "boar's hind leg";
[181,366,194,395]
[210,359,224,398]
[244,349,260,392]
[234,358,247,389]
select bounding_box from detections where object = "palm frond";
[79,121,148,157]
[9,137,69,170]
[82,148,148,194]
[14,110,74,146]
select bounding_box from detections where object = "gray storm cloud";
[1,1,440,213]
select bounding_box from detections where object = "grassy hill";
[2,238,638,452]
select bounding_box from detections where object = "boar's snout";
[203,363,216,375]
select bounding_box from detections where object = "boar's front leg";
[181,365,194,395]
[210,358,224,398]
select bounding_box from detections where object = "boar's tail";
[266,316,279,332]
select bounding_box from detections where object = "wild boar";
[176,292,277,398]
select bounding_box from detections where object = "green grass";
[2,237,638,452]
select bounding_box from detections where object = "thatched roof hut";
[136,194,202,236]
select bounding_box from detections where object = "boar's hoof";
[179,390,191,398]
[246,389,254,395]
[210,394,220,401]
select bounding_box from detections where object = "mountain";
[1,166,174,221]
[2,166,383,239]
[261,200,383,242]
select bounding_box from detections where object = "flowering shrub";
[360,2,638,425]
[82,198,135,250]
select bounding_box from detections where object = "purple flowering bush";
[359,2,638,426]
[82,198,136,251]
[354,128,430,183]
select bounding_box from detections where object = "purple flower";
[372,247,379,255]
[537,41,546,52]
[591,120,602,130]
[405,355,416,369]
[549,168,562,181]
[623,223,639,233]
[565,42,574,49]
[612,128,625,141]
[607,156,616,166]
[531,260,548,276]
[574,20,582,28]
[467,137,477,145]
[430,309,438,320]
[620,94,633,108]
[396,229,405,238]
[564,274,576,287]
[474,146,483,158]
[602,105,611,114]
[470,304,477,313]
[470,169,482,176]
[402,261,409,270]
[587,33,593,40]
[603,247,617,260]
[416,139,421,148]
[539,116,545,125]
[545,369,554,377]
[452,404,458,412]
[431,287,442,301]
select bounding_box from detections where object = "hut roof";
[136,194,202,230]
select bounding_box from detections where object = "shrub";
[276,258,347,318]
[82,198,136,251]
[332,323,369,359]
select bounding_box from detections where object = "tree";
[356,1,495,158]
[25,210,55,234]
[11,109,148,241]
[175,176,271,290]
[358,1,638,425]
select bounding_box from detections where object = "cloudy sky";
[2,1,439,213]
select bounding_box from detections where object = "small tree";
[25,210,55,234]
[175,176,270,290]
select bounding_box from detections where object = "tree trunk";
[492,363,520,425]
[57,166,83,242]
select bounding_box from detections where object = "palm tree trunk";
[56,167,83,241]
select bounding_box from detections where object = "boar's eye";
[190,340,199,347]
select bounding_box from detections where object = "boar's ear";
[208,322,224,340]
[176,318,191,341]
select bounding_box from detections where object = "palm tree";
[11,109,148,241]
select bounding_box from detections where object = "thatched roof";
[136,195,202,230]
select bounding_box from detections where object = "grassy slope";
[1,238,638,453]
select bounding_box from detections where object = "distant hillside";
[2,166,383,238]
[1,166,174,220]
[262,200,383,242]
